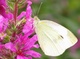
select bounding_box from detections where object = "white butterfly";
[33,16,78,56]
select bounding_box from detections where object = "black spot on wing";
[60,35,64,39]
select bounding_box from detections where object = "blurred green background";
[31,0,80,59]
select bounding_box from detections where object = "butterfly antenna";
[32,9,35,17]
[36,2,43,16]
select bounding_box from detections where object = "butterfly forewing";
[42,20,77,47]
[34,16,78,56]
[35,22,66,56]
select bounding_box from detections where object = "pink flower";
[0,0,41,59]
[0,0,13,40]
[23,0,33,34]
[0,5,7,18]
[5,35,41,59]
[0,32,6,40]
[78,29,80,35]
[26,0,32,19]
[22,18,34,34]
[0,0,13,19]
[70,29,80,53]
[0,15,8,32]
[0,0,7,7]
[0,44,11,58]
[17,11,26,20]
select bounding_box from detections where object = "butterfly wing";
[34,17,77,56]
[41,20,77,47]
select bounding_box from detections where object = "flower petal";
[23,18,33,34]
[26,1,32,19]
[17,55,28,59]
[0,0,7,7]
[0,15,7,32]
[27,1,32,5]
[27,56,32,59]
[26,50,41,58]
[17,11,26,20]
[4,42,16,52]
[33,44,39,48]
[7,12,13,20]
[23,35,38,50]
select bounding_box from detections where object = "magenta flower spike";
[5,35,41,59]
[23,0,33,34]
[0,0,41,59]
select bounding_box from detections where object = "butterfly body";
[33,16,78,56]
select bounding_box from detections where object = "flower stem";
[13,0,18,38]
[14,0,18,25]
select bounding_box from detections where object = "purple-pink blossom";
[0,0,41,59]
[0,15,8,32]
[23,0,33,34]
[5,35,41,59]
[0,0,13,19]
[0,0,7,7]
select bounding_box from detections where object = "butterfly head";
[33,16,40,27]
